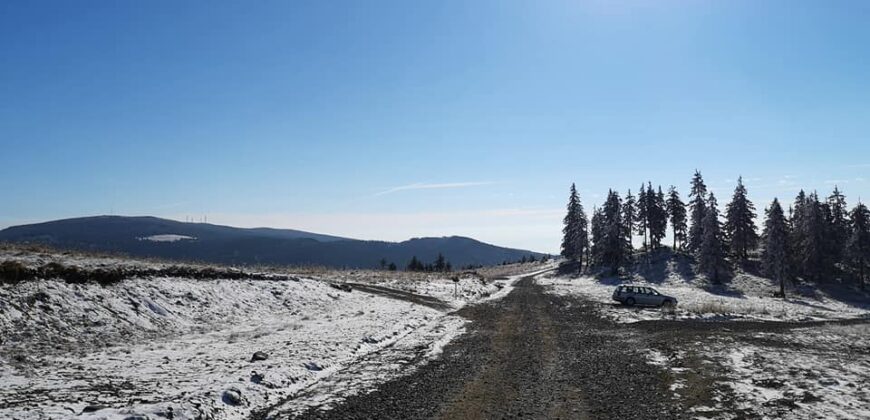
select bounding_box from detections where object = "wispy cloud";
[374,181,494,196]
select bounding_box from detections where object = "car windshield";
[648,288,660,295]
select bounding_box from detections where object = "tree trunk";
[643,229,647,252]
[779,274,785,299]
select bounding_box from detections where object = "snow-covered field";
[538,269,870,323]
[0,248,545,419]
[719,324,870,419]
[645,324,870,419]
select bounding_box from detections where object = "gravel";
[256,275,686,419]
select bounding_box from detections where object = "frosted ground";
[539,256,870,419]
[0,246,550,419]
[644,323,870,419]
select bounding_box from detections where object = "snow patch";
[138,234,196,242]
[712,325,870,419]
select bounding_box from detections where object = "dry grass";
[680,300,782,317]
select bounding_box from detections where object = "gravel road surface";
[257,273,686,419]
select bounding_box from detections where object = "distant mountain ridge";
[0,216,544,269]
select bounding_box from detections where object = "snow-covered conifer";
[724,176,759,262]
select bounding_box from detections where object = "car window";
[649,288,660,295]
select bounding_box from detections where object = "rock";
[251,351,269,362]
[801,392,822,403]
[251,371,264,384]
[330,283,352,292]
[304,362,324,371]
[82,405,106,413]
[123,415,150,420]
[222,388,244,406]
[155,406,175,419]
[752,377,785,389]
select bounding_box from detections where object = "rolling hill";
[0,216,544,269]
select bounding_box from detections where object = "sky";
[1,1,869,254]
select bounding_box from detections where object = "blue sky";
[1,1,869,253]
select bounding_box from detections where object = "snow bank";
[0,274,459,419]
[0,249,547,419]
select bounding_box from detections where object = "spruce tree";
[697,192,726,283]
[434,253,447,272]
[666,185,687,250]
[560,184,589,270]
[762,198,789,297]
[649,184,668,249]
[623,189,636,250]
[636,183,649,250]
[688,170,708,253]
[724,176,759,262]
[826,186,849,265]
[590,206,604,267]
[789,190,808,278]
[796,192,826,282]
[846,202,870,290]
[407,256,423,272]
[600,190,628,275]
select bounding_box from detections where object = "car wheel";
[625,297,635,307]
[661,300,673,308]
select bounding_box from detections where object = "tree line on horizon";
[379,252,549,273]
[561,171,870,296]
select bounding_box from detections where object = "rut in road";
[265,274,685,420]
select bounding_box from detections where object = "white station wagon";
[612,285,678,308]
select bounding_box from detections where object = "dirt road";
[258,274,686,419]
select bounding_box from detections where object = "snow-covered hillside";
[0,247,547,419]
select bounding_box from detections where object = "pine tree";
[697,192,726,283]
[846,202,870,290]
[762,198,789,297]
[388,262,397,271]
[826,186,849,265]
[666,185,687,250]
[688,170,708,253]
[636,183,649,250]
[560,184,589,270]
[623,189,636,250]
[724,176,759,262]
[649,184,668,249]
